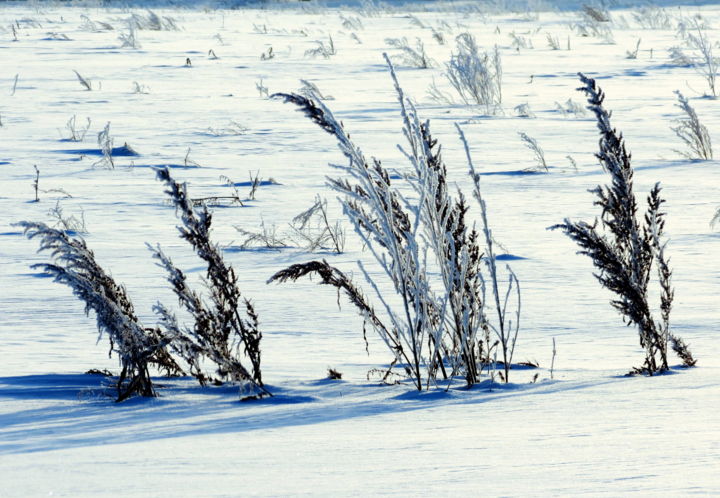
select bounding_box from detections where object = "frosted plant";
[552,74,696,374]
[574,5,615,43]
[15,222,179,401]
[668,46,693,67]
[94,122,114,169]
[518,132,548,171]
[546,33,560,50]
[679,18,718,97]
[444,33,502,114]
[63,115,91,142]
[509,31,533,50]
[299,79,333,100]
[118,27,141,49]
[151,168,271,399]
[290,195,345,253]
[79,14,114,32]
[385,37,435,68]
[305,36,336,59]
[339,14,364,30]
[128,11,178,31]
[555,98,587,118]
[632,6,672,30]
[235,219,288,250]
[270,56,519,388]
[48,200,87,234]
[461,126,521,383]
[270,88,441,389]
[671,90,712,160]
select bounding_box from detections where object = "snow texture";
[1,0,719,495]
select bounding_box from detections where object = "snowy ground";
[1,1,719,495]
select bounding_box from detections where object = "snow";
[1,1,719,495]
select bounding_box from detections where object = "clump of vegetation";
[518,132,548,172]
[15,222,180,401]
[305,35,336,59]
[677,18,718,97]
[151,168,271,399]
[62,115,91,142]
[552,73,696,375]
[290,195,345,253]
[671,90,712,160]
[16,168,273,401]
[445,33,502,113]
[385,37,435,68]
[429,33,502,113]
[94,122,114,169]
[270,56,521,389]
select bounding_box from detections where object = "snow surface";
[1,1,719,495]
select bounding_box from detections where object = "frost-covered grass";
[1,1,720,495]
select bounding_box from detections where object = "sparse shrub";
[552,73,696,374]
[247,170,262,200]
[444,33,502,113]
[32,165,39,202]
[151,168,271,398]
[15,222,179,401]
[671,91,712,160]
